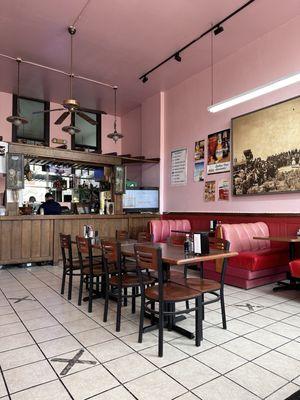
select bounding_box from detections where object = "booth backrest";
[222,222,270,253]
[149,219,191,243]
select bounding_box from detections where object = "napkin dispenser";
[193,232,210,255]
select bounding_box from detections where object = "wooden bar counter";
[0,214,160,265]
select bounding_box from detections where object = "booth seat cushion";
[228,246,289,272]
[150,219,191,243]
[222,222,270,253]
[289,260,300,278]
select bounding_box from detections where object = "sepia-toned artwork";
[207,129,230,174]
[232,96,300,196]
[204,180,215,202]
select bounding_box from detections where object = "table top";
[122,242,238,266]
[253,236,300,243]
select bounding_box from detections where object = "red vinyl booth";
[203,222,289,289]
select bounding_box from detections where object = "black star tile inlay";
[8,295,36,304]
[51,349,97,376]
[235,303,264,311]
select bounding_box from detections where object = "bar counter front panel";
[0,214,160,265]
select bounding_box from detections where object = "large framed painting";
[232,96,300,196]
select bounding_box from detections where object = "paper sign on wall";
[218,180,230,200]
[171,148,187,186]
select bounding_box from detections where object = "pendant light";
[107,86,123,143]
[6,58,28,126]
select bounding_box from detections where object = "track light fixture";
[174,53,182,62]
[214,25,224,35]
[138,0,255,83]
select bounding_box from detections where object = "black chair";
[102,239,155,332]
[135,244,203,357]
[60,233,82,300]
[76,236,103,313]
[171,238,230,340]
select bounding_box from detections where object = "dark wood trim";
[8,142,121,167]
[71,111,102,154]
[12,94,50,146]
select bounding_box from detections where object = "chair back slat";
[60,233,72,267]
[116,230,129,240]
[209,237,230,282]
[101,240,119,263]
[76,236,90,255]
[137,231,153,243]
[134,245,161,271]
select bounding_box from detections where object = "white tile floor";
[0,265,299,400]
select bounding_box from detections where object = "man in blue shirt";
[38,193,61,215]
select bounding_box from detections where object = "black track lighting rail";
[139,0,255,82]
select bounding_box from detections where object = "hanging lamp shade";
[6,58,28,126]
[107,86,123,143]
[62,125,80,135]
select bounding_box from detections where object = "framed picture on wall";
[6,153,24,190]
[207,129,231,174]
[232,96,300,196]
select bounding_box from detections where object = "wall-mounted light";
[174,52,182,62]
[207,71,300,113]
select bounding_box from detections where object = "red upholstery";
[228,247,289,271]
[289,260,300,278]
[222,222,270,252]
[149,219,191,243]
[161,214,291,288]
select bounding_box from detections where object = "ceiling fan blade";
[76,111,97,125]
[54,111,70,125]
[32,108,64,115]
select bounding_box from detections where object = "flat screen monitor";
[122,188,159,213]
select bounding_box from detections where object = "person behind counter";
[37,193,62,215]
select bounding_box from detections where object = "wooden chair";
[137,231,153,243]
[76,236,103,313]
[102,239,155,332]
[60,233,82,300]
[116,230,129,240]
[170,238,230,340]
[134,244,203,357]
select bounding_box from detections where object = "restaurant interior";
[0,1,300,399]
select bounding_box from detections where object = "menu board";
[171,148,187,185]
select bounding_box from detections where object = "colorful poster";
[207,129,230,174]
[194,140,205,182]
[218,180,230,200]
[171,148,187,185]
[204,180,216,202]
[194,161,204,182]
[194,140,205,162]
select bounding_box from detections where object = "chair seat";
[82,266,104,276]
[289,260,300,278]
[170,275,221,293]
[109,274,155,287]
[145,282,201,302]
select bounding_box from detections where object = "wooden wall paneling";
[31,220,41,259]
[11,220,22,260]
[40,219,53,258]
[21,220,32,261]
[1,221,12,262]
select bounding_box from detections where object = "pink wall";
[163,15,300,213]
[121,106,142,183]
[141,93,161,188]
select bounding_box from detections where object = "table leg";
[273,242,298,292]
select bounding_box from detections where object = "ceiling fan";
[33,26,97,134]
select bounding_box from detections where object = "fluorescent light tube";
[208,71,300,113]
